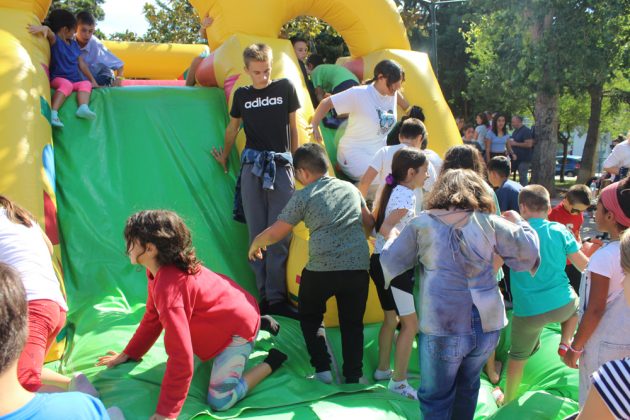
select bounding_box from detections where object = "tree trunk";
[577,84,604,184]
[531,91,559,193]
[559,129,569,183]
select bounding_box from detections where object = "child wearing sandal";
[96,210,287,419]
[369,148,428,399]
[563,179,630,406]
[28,9,98,128]
[504,185,588,404]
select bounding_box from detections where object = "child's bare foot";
[485,362,501,384]
[492,386,505,406]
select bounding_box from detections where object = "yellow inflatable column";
[0,4,67,361]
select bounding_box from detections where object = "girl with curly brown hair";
[96,210,287,419]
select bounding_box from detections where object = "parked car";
[555,155,582,177]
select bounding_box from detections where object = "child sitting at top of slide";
[96,210,287,419]
[369,148,429,399]
[0,263,111,420]
[358,118,436,213]
[504,185,588,404]
[28,9,98,128]
[75,11,124,87]
[249,143,374,384]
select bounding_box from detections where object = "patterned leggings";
[207,336,254,411]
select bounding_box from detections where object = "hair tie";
[385,174,395,186]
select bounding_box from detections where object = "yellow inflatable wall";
[0,0,67,361]
[0,0,460,332]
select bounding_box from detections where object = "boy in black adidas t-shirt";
[212,43,301,317]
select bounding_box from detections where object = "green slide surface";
[51,87,578,419]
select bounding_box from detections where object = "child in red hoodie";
[96,210,286,419]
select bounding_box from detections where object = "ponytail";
[374,148,426,232]
[365,59,405,88]
[0,196,34,227]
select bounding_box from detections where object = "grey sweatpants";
[241,163,294,305]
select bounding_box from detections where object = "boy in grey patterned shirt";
[248,143,374,384]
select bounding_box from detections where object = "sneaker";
[388,379,418,400]
[106,407,125,420]
[314,370,333,384]
[76,104,96,120]
[68,372,99,397]
[373,369,393,381]
[51,115,64,128]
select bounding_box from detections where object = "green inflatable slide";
[50,87,579,419]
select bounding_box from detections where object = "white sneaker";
[68,372,99,397]
[51,115,64,127]
[106,406,126,420]
[313,370,333,384]
[373,369,393,381]
[388,379,418,400]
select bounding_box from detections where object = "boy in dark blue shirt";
[488,156,523,213]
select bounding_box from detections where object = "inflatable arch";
[0,0,458,352]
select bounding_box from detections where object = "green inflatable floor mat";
[51,87,578,419]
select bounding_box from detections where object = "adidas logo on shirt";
[244,96,284,109]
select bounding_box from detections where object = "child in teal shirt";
[504,185,589,403]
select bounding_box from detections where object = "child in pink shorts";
[28,9,98,128]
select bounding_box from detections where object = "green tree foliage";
[142,0,203,44]
[48,0,105,21]
[464,0,630,191]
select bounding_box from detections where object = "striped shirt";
[592,358,630,419]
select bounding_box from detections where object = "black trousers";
[298,268,369,382]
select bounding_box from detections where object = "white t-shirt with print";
[580,241,624,314]
[331,84,397,180]
[374,185,416,253]
[0,209,67,310]
[369,144,437,214]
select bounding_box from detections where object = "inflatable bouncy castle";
[0,0,580,418]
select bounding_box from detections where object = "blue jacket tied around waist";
[233,148,293,223]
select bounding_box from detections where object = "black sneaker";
[267,302,299,320]
[258,299,270,315]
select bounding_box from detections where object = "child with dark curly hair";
[96,210,287,419]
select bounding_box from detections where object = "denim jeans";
[418,306,501,420]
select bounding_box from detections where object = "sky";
[99,0,154,36]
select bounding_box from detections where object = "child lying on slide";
[96,210,287,419]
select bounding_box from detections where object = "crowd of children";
[3,21,630,420]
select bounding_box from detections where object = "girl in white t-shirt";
[368,149,428,399]
[357,118,436,213]
[0,196,97,396]
[311,60,407,181]
[562,181,630,406]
